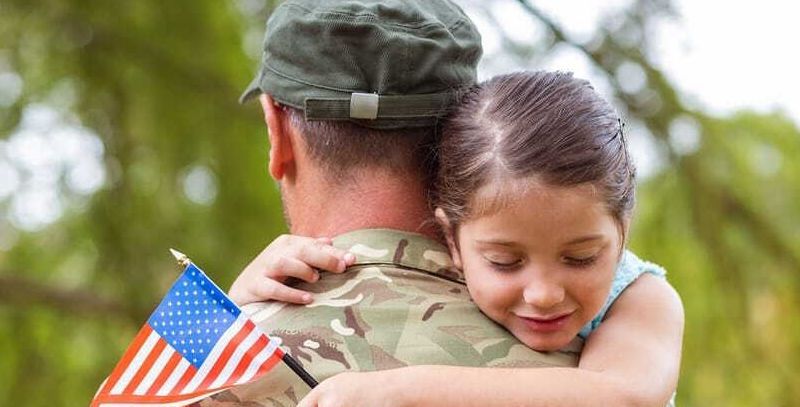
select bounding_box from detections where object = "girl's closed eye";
[561,249,604,268]
[483,253,523,270]
[562,255,598,268]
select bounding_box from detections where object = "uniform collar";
[332,228,464,283]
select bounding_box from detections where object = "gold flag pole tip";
[169,248,192,268]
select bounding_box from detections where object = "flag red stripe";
[93,386,231,404]
[224,335,269,386]
[196,319,256,390]
[254,351,283,378]
[171,364,198,395]
[144,350,182,395]
[123,338,167,394]
[95,325,153,399]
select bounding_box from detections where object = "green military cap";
[240,0,482,129]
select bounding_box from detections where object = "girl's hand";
[298,370,413,407]
[228,235,355,306]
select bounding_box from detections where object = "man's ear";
[259,94,294,180]
[435,208,462,269]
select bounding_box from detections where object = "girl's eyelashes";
[561,255,599,268]
[483,255,523,270]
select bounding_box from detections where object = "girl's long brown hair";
[434,71,635,230]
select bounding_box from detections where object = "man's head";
[242,0,481,182]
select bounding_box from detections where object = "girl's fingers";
[268,256,320,283]
[255,278,313,305]
[296,239,355,273]
[296,387,320,407]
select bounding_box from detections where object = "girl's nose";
[522,279,565,309]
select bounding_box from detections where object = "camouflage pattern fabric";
[200,229,582,406]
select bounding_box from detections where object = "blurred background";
[0,0,798,405]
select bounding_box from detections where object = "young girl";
[230,71,683,406]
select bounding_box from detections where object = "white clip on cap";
[349,93,379,120]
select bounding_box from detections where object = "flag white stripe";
[236,337,280,384]
[181,315,248,394]
[156,359,190,396]
[110,330,161,394]
[133,345,175,395]
[210,328,262,388]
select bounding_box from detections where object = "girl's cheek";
[464,271,493,301]
[470,275,514,304]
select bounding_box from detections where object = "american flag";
[91,263,284,406]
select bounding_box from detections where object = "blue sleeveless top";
[578,250,666,338]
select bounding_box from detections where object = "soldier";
[211,1,582,405]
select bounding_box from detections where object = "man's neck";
[285,170,439,240]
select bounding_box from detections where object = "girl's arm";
[299,274,684,407]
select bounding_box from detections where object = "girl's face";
[444,181,622,351]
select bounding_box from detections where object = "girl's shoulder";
[615,250,667,286]
[579,250,667,337]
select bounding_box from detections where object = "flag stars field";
[146,269,244,367]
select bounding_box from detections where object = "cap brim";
[238,75,263,104]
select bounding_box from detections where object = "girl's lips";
[517,312,573,333]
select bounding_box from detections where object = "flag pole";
[169,248,319,389]
[170,248,192,268]
[281,352,319,388]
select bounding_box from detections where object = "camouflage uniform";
[202,229,582,406]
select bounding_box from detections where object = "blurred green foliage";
[0,0,798,405]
